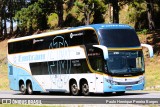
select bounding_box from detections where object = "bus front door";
[95,74,104,93]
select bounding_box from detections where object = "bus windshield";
[106,51,144,76]
[99,29,140,47]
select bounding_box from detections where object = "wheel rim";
[20,84,25,93]
[27,83,33,94]
[82,83,89,95]
[71,83,78,95]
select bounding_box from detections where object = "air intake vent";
[118,81,139,85]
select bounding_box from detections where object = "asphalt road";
[0,90,160,98]
[0,91,160,104]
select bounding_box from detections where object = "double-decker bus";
[7,24,153,95]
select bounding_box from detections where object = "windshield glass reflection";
[106,51,144,75]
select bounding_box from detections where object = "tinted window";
[71,59,90,73]
[8,34,69,54]
[83,30,98,44]
[86,45,104,72]
[69,31,83,46]
[99,29,140,47]
[30,59,90,75]
[106,51,144,76]
[8,40,33,54]
[30,62,49,75]
[8,29,99,54]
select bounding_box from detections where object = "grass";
[0,40,9,90]
[145,55,160,91]
[138,31,160,91]
[0,63,8,90]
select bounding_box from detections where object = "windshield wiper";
[129,68,143,72]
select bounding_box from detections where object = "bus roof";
[8,24,133,43]
[70,24,133,30]
[8,27,94,43]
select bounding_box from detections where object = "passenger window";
[83,30,98,45]
[69,31,83,46]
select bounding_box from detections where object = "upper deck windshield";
[97,28,144,76]
[99,29,140,47]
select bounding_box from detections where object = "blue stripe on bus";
[8,63,44,92]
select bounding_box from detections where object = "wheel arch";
[79,78,88,87]
[26,79,32,85]
[26,79,32,90]
[80,78,90,96]
[69,78,79,92]
[19,79,25,90]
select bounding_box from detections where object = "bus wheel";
[81,82,89,96]
[104,92,112,96]
[116,91,125,95]
[27,82,33,95]
[70,81,79,96]
[20,83,27,95]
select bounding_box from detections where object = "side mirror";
[93,45,109,60]
[141,44,153,58]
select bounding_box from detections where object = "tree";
[36,0,54,30]
[0,0,3,37]
[0,0,29,37]
[75,0,95,25]
[15,3,42,34]
[117,0,146,29]
[75,0,106,25]
[15,0,55,34]
[0,0,12,38]
[104,0,119,23]
[1,0,7,37]
[112,0,119,23]
[92,0,106,24]
[146,0,155,30]
[8,0,14,34]
[55,0,64,27]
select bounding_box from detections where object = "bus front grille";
[118,81,139,85]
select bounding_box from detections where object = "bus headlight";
[138,78,144,84]
[105,79,118,85]
[111,81,118,85]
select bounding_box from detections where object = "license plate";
[125,86,132,90]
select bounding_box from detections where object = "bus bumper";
[103,82,145,92]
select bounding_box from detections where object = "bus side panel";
[95,74,104,93]
[8,63,20,91]
[25,76,44,92]
[33,75,68,92]
[88,73,97,93]
[8,63,44,92]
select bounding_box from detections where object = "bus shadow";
[14,91,149,97]
[89,92,149,97]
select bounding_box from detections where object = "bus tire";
[116,91,125,95]
[70,81,79,96]
[27,82,33,95]
[81,82,90,96]
[104,92,112,96]
[19,82,27,95]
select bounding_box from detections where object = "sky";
[6,22,17,28]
